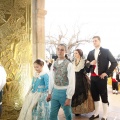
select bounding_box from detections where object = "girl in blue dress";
[18,59,50,120]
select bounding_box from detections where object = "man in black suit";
[86,36,117,120]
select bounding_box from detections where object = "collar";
[95,47,100,51]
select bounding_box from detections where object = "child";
[18,59,50,120]
[112,68,118,94]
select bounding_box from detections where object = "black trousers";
[112,82,118,91]
[90,76,108,103]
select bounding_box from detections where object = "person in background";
[111,68,118,94]
[86,36,117,120]
[18,59,50,120]
[116,67,120,91]
[65,54,71,62]
[46,59,53,70]
[46,44,75,120]
[0,65,7,117]
[71,49,94,116]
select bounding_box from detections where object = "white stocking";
[102,103,108,119]
[94,101,99,116]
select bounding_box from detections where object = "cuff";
[48,91,52,94]
[67,95,72,99]
[86,62,91,68]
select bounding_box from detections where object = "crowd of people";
[1,36,120,120]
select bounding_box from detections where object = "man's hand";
[64,99,71,106]
[46,94,51,102]
[90,60,97,65]
[86,60,90,63]
[100,73,108,79]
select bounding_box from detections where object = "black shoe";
[101,118,107,120]
[89,115,99,120]
[75,114,80,116]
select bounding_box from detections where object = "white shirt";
[94,48,100,75]
[48,60,75,99]
[0,66,7,91]
[113,71,116,79]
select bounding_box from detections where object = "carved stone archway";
[0,0,46,119]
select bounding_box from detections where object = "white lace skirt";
[17,91,50,120]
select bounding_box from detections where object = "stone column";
[32,0,47,62]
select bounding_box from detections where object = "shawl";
[73,58,85,72]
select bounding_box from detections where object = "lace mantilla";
[73,59,85,72]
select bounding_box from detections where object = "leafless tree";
[45,25,94,58]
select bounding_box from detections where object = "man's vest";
[53,59,70,86]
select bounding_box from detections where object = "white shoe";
[115,91,118,94]
[113,90,115,94]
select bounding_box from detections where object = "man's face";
[56,45,66,59]
[93,37,101,48]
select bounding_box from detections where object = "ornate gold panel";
[0,0,32,119]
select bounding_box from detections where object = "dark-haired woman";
[71,49,94,116]
[18,59,50,120]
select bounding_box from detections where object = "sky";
[45,0,120,57]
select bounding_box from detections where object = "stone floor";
[58,85,120,120]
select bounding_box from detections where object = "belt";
[91,73,100,76]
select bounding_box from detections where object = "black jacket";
[86,47,117,77]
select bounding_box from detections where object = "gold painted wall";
[0,0,32,119]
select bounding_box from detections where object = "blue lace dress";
[18,72,50,120]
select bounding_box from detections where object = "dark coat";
[86,47,117,77]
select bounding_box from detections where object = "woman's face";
[34,63,43,73]
[74,51,80,59]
